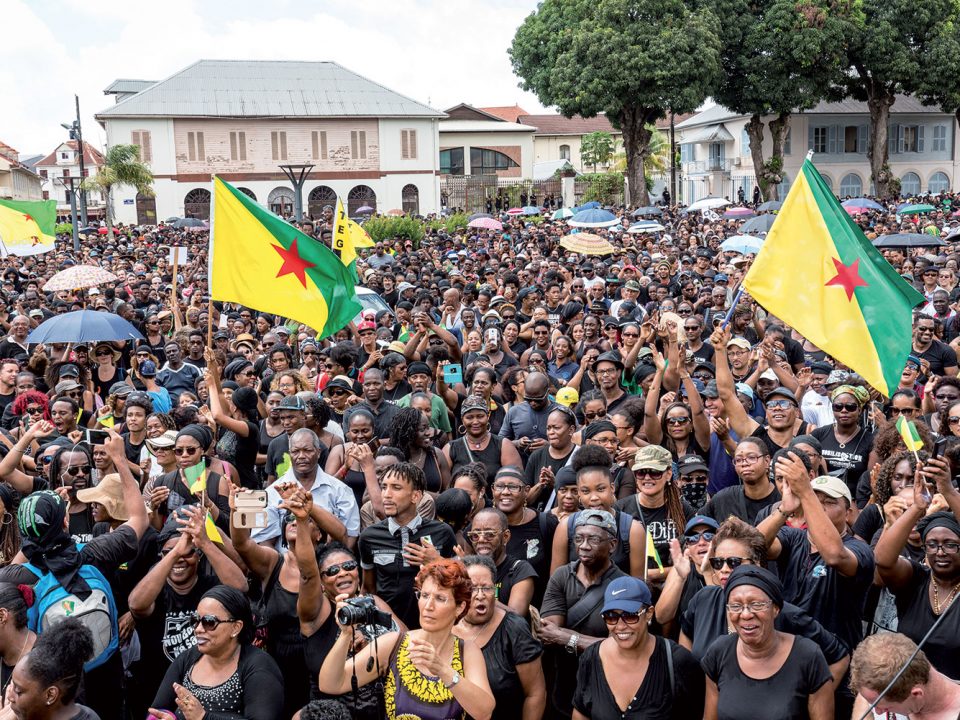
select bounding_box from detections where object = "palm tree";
[611,125,669,177]
[82,144,153,235]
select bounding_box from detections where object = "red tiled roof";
[479,105,530,122]
[655,112,695,130]
[518,114,620,135]
[34,141,105,169]
[0,141,20,165]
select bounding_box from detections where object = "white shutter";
[409,130,417,159]
[918,125,925,153]
[857,125,867,154]
[401,130,409,159]
[238,132,246,161]
[827,125,838,154]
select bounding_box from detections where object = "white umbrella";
[628,222,666,233]
[687,197,731,212]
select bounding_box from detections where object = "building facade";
[95,60,444,224]
[0,142,42,201]
[34,141,106,218]
[676,96,959,203]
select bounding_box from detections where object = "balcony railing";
[682,159,733,173]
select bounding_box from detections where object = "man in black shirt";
[342,368,400,439]
[467,507,537,616]
[359,462,455,629]
[702,437,779,525]
[0,359,17,412]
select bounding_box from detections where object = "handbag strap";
[566,580,606,630]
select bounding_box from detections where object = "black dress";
[260,561,309,720]
[480,611,543,720]
[894,561,960,680]
[215,420,259,489]
[701,634,832,720]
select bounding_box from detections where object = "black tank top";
[344,466,368,507]
[448,435,503,489]
[261,561,308,720]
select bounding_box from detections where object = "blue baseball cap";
[684,515,720,534]
[602,576,652,614]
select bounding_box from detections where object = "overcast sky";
[3,0,550,157]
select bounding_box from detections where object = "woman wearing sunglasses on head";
[284,488,400,720]
[149,586,284,720]
[680,519,848,680]
[701,564,835,720]
[573,576,704,720]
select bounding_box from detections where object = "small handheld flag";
[896,416,924,458]
[183,461,206,495]
[204,512,223,544]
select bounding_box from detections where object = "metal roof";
[96,60,444,120]
[682,123,735,144]
[103,79,157,94]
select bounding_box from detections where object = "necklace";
[835,425,864,450]
[466,616,494,644]
[467,433,489,450]
[932,579,960,615]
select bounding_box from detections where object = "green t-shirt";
[395,392,452,433]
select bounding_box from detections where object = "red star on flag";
[272,238,315,288]
[23,213,33,222]
[825,257,868,301]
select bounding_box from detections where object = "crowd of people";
[0,191,958,720]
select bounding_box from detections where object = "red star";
[825,257,868,301]
[23,213,33,222]
[272,238,315,288]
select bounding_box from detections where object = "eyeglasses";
[472,585,496,596]
[831,402,860,413]
[889,407,916,416]
[492,482,524,493]
[466,530,501,541]
[583,411,606,421]
[733,454,765,466]
[414,590,453,605]
[924,540,960,555]
[61,465,91,477]
[710,556,746,570]
[174,446,202,456]
[666,416,691,426]
[595,367,618,376]
[189,613,237,631]
[765,399,796,410]
[949,416,960,426]
[322,560,359,576]
[726,601,772,614]
[601,610,643,625]
[573,534,608,548]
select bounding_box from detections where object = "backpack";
[25,553,119,671]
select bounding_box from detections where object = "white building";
[95,60,445,224]
[676,95,959,203]
[0,141,42,201]
[34,141,106,219]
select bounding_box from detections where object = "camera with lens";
[337,596,393,628]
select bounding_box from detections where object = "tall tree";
[580,131,614,173]
[510,0,721,204]
[708,0,852,200]
[82,144,153,236]
[843,0,959,198]
[915,20,960,138]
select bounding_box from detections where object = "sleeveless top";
[420,448,443,494]
[344,466,369,507]
[385,633,465,720]
[260,560,309,718]
[448,435,503,489]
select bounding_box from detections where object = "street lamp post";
[278,164,314,221]
[61,95,88,227]
[53,176,81,254]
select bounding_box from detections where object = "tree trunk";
[867,91,896,199]
[766,112,791,201]
[620,107,653,207]
[104,185,114,238]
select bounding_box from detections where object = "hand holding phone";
[443,364,463,385]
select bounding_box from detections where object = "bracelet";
[777,507,792,520]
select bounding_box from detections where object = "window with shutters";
[680,144,693,164]
[900,172,921,196]
[783,126,791,155]
[62,169,70,178]
[229,131,246,161]
[271,131,288,161]
[844,126,858,153]
[39,169,47,179]
[933,125,947,152]
[839,173,862,196]
[351,130,367,160]
[812,127,828,154]
[401,129,418,159]
[901,125,921,153]
[131,130,152,162]
[311,131,328,160]
[187,132,205,162]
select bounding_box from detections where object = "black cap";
[595,350,624,369]
[677,454,708,474]
[278,395,307,411]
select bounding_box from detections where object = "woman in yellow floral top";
[319,558,495,720]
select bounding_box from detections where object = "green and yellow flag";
[211,177,360,338]
[0,198,56,256]
[896,416,924,452]
[743,158,925,397]
[183,460,206,495]
[331,197,373,272]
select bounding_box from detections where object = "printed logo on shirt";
[811,563,828,578]
[163,611,197,661]
[526,538,539,559]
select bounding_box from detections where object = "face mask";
[681,482,708,511]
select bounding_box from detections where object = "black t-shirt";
[701,634,832,720]
[701,484,781,526]
[505,511,558,606]
[92,524,159,616]
[68,509,96,544]
[914,339,958,378]
[615,496,696,568]
[811,425,874,493]
[215,421,259,489]
[852,503,883,542]
[0,391,14,413]
[524,445,575,511]
[494,556,537,607]
[893,561,960,680]
[689,343,715,367]
[574,636,704,720]
[482,611,544,720]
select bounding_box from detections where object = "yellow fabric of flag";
[204,512,223,544]
[331,197,373,268]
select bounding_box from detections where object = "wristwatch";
[565,632,581,654]
[443,671,461,689]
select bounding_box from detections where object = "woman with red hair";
[10,390,50,441]
[319,558,495,720]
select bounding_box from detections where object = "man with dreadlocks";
[0,430,147,720]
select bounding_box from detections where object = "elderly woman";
[319,558,495,720]
[148,587,284,720]
[454,555,545,720]
[701,565,834,720]
[574,576,704,720]
[811,384,874,492]
[875,455,960,680]
[445,395,522,489]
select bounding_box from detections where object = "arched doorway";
[308,185,337,218]
[136,192,157,225]
[401,184,420,215]
[237,187,257,201]
[348,185,376,216]
[183,188,211,219]
[268,187,294,217]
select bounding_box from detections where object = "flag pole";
[207,177,216,348]
[721,288,745,329]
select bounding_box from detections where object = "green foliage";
[55,222,72,235]
[444,213,469,234]
[580,173,624,204]
[580,131,615,172]
[363,216,425,245]
[82,144,154,234]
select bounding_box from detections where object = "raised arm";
[643,348,665,445]
[288,489,333,634]
[710,325,758,438]
[0,420,54,493]
[875,466,929,592]
[205,349,251,437]
[229,484,280,582]
[178,504,248,591]
[104,430,149,539]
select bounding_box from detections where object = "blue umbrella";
[721,235,764,254]
[522,206,541,216]
[579,200,602,210]
[841,198,885,211]
[568,208,620,228]
[632,206,663,217]
[28,310,145,344]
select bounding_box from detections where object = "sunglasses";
[174,446,202,456]
[832,402,860,412]
[95,350,113,357]
[25,406,44,415]
[709,556,746,570]
[189,612,236,631]
[322,560,359,576]
[765,399,796,410]
[684,531,715,544]
[666,416,690,426]
[62,465,91,477]
[601,610,643,625]
[161,546,197,558]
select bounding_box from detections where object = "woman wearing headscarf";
[205,349,260,490]
[581,420,636,500]
[701,565,834,720]
[149,586,284,720]
[811,384,874,494]
[875,453,960,680]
